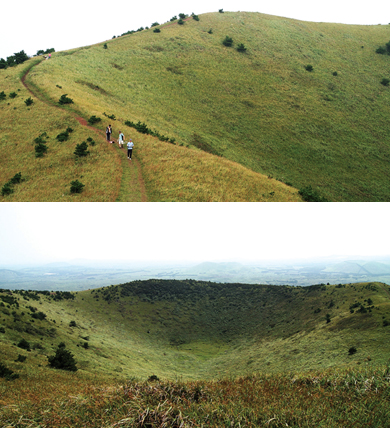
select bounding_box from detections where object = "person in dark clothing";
[106,125,112,142]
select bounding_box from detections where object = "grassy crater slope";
[1,280,390,427]
[1,280,389,381]
[24,12,390,201]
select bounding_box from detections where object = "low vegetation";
[1,280,389,426]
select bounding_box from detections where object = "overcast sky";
[0,203,389,267]
[1,0,389,59]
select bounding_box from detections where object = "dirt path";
[21,61,147,202]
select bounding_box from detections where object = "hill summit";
[1,12,390,201]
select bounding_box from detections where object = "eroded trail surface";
[21,62,147,202]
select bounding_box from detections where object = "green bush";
[237,43,247,52]
[153,28,161,33]
[223,36,233,47]
[17,338,31,351]
[298,185,327,202]
[103,43,108,49]
[179,13,187,19]
[178,19,184,25]
[87,137,95,146]
[74,141,89,157]
[15,354,27,362]
[305,64,314,72]
[192,15,200,21]
[58,94,74,105]
[47,343,77,371]
[69,320,77,327]
[56,129,71,142]
[170,16,177,21]
[70,180,85,194]
[0,362,19,380]
[24,97,33,106]
[1,182,13,196]
[381,78,390,86]
[35,142,47,157]
[348,346,357,355]
[151,22,159,27]
[88,115,101,125]
[0,91,6,101]
[9,92,17,99]
[9,172,22,185]
[219,9,224,13]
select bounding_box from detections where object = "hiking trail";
[21,60,147,202]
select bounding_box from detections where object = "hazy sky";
[1,0,389,59]
[0,203,389,267]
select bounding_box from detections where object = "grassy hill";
[2,12,390,201]
[1,280,390,426]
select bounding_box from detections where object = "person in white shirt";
[118,131,124,148]
[127,139,134,159]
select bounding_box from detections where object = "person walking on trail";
[106,125,112,143]
[127,139,134,160]
[118,131,125,148]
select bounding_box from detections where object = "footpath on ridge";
[21,59,147,202]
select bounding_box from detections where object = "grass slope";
[1,280,390,426]
[22,12,390,201]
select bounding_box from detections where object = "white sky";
[1,0,389,59]
[0,203,389,266]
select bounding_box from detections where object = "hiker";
[106,125,112,142]
[127,139,134,160]
[118,131,124,148]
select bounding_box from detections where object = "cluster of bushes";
[125,119,176,144]
[56,127,73,142]
[0,90,20,101]
[1,172,23,196]
[34,132,49,158]
[375,41,390,55]
[0,50,29,70]
[222,36,247,52]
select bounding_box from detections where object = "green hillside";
[1,280,390,426]
[2,12,390,201]
[1,280,389,380]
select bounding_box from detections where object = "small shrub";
[17,338,31,351]
[192,15,200,21]
[15,354,27,362]
[66,127,74,134]
[151,22,159,27]
[0,91,6,101]
[170,16,177,21]
[178,13,187,19]
[24,97,33,106]
[9,172,22,185]
[1,183,13,196]
[58,94,74,105]
[0,362,19,380]
[326,313,331,323]
[103,43,108,49]
[153,28,161,33]
[74,141,89,157]
[380,78,390,86]
[223,36,233,47]
[376,46,387,54]
[88,115,101,125]
[348,346,357,355]
[69,320,77,327]
[178,19,184,25]
[56,131,70,142]
[208,29,213,34]
[305,64,314,72]
[35,142,47,157]
[70,180,85,194]
[237,43,247,52]
[47,343,77,371]
[87,137,95,146]
[9,92,17,99]
[219,9,224,13]
[333,71,338,76]
[83,342,89,349]
[383,320,389,327]
[298,185,327,202]
[148,374,160,381]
